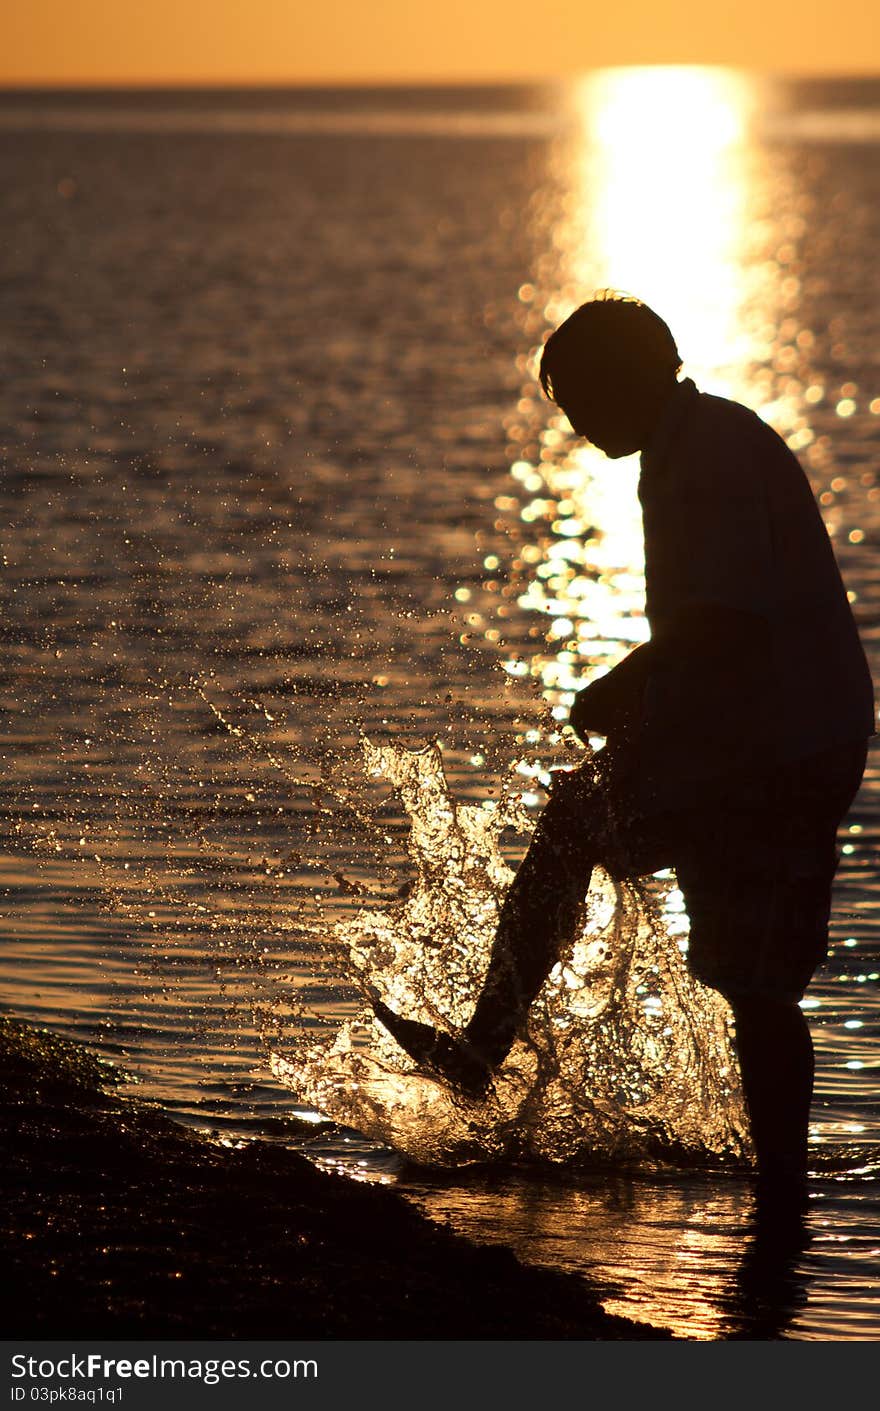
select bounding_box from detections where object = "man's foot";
[370,996,494,1098]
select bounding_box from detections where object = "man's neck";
[641,377,698,469]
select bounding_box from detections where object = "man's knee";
[538,765,604,836]
[725,991,806,1034]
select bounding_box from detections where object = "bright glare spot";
[580,67,751,152]
[293,1109,325,1125]
[548,617,574,638]
[502,658,529,677]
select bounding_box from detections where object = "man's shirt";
[634,377,875,804]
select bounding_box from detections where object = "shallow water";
[1,74,879,1339]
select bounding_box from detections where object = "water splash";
[269,739,752,1170]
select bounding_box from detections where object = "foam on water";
[268,738,751,1169]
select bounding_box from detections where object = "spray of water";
[269,737,752,1170]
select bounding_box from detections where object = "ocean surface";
[1,72,879,1340]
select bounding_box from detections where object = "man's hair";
[539,291,682,403]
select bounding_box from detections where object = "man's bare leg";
[728,994,814,1187]
[373,767,601,1091]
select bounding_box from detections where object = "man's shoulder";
[692,388,777,441]
[684,388,796,481]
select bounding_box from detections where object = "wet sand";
[0,1017,668,1339]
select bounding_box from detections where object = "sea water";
[1,75,879,1339]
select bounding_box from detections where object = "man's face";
[558,392,643,458]
[553,366,670,459]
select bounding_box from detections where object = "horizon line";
[2,66,880,92]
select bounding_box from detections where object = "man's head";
[539,292,682,458]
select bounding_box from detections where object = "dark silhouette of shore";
[0,1016,668,1339]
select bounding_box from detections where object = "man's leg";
[373,764,603,1088]
[720,743,868,1185]
[462,768,602,1062]
[727,994,814,1185]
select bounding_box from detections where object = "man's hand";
[569,644,654,743]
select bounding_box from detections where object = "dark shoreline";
[1,1017,669,1339]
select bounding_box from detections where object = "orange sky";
[5,0,880,85]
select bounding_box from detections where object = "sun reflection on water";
[572,67,759,387]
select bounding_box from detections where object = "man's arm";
[569,604,771,744]
[568,643,655,742]
[572,411,779,749]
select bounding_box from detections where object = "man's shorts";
[594,740,868,1004]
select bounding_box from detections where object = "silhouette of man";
[374,292,874,1191]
